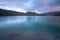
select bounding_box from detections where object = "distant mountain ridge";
[0,9,60,16]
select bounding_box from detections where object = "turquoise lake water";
[0,16,60,35]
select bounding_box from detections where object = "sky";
[0,0,60,13]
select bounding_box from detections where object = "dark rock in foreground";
[0,32,60,40]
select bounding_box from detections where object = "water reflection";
[0,16,60,25]
[0,16,60,34]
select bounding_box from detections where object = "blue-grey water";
[0,16,60,40]
[0,16,60,33]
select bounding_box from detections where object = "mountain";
[0,9,38,16]
[0,9,60,16]
[42,11,60,16]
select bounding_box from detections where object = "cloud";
[0,0,33,12]
[0,0,60,13]
[32,0,60,13]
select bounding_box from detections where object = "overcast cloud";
[0,0,60,13]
